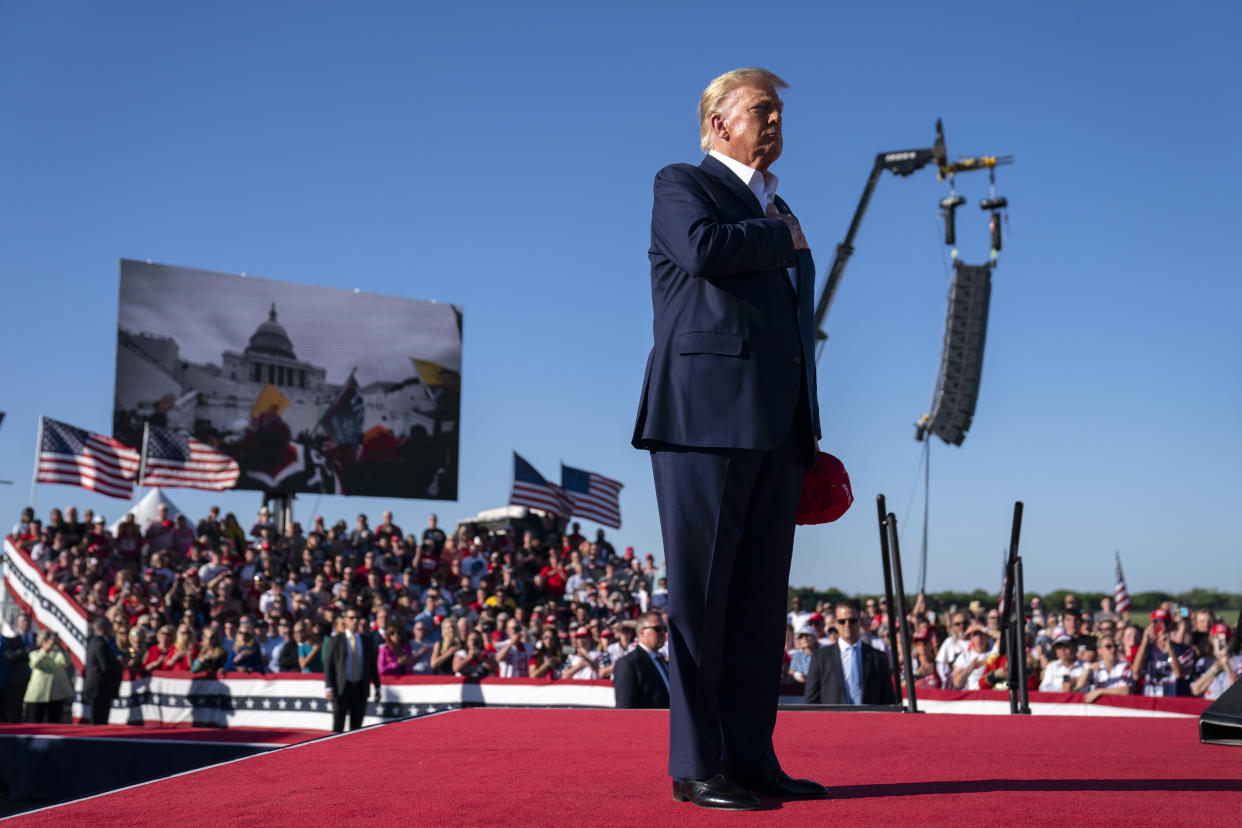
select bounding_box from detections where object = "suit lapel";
[700,155,764,218]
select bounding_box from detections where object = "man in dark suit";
[805,602,896,706]
[632,67,824,810]
[324,608,380,732]
[613,612,671,709]
[83,617,123,725]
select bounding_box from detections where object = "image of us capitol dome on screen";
[113,259,462,500]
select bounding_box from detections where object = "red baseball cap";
[574,627,591,638]
[796,452,854,525]
[807,612,825,624]
[1211,623,1230,637]
[1151,608,1171,623]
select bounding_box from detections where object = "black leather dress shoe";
[732,768,829,799]
[671,774,761,810]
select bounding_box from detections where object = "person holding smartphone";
[1191,623,1240,700]
[1132,608,1193,696]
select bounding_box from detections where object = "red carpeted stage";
[6,708,1240,826]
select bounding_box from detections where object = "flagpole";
[28,415,44,508]
[138,421,150,488]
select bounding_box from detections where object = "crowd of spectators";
[785,591,1241,703]
[4,502,1239,724]
[3,502,672,722]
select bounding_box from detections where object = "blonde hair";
[698,67,788,153]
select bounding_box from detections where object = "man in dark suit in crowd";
[632,67,824,810]
[613,612,671,709]
[324,608,380,732]
[805,602,896,706]
[2,614,33,722]
[83,616,123,725]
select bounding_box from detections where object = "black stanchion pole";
[876,495,901,697]
[885,514,919,714]
[1015,555,1030,714]
[1006,574,1019,714]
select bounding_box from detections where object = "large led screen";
[114,259,461,499]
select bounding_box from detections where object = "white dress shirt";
[708,149,796,291]
[708,149,779,214]
[838,639,864,704]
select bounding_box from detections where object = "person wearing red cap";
[1132,609,1194,696]
[563,627,603,680]
[1190,623,1240,700]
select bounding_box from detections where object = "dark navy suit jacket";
[632,155,820,454]
[804,640,896,705]
[613,647,671,709]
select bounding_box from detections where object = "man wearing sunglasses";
[613,612,671,710]
[936,613,971,687]
[324,610,380,732]
[804,603,895,706]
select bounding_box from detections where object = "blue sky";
[1,2,1238,597]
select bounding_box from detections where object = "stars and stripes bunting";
[561,463,622,529]
[35,416,139,499]
[141,424,241,491]
[509,453,573,520]
[1113,550,1131,612]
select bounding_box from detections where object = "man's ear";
[710,112,729,144]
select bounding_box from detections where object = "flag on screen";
[141,425,240,491]
[36,416,139,499]
[1113,550,1131,612]
[317,372,365,448]
[510,453,573,520]
[561,464,623,529]
[411,358,461,392]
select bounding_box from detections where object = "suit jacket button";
[794,355,802,365]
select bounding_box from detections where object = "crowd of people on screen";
[2,503,1239,724]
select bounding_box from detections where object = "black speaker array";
[1200,674,1242,746]
[926,261,992,446]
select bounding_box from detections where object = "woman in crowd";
[1191,625,1240,700]
[222,512,246,552]
[452,630,496,677]
[431,616,462,675]
[230,627,265,673]
[123,626,150,677]
[164,626,197,671]
[1077,634,1133,702]
[192,626,228,675]
[913,632,942,688]
[23,631,73,723]
[529,628,565,679]
[143,625,176,672]
[116,519,144,563]
[297,619,324,673]
[277,620,304,672]
[378,624,414,677]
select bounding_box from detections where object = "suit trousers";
[85,694,114,725]
[332,680,367,732]
[650,415,805,780]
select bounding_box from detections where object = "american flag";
[1113,550,1131,612]
[561,464,622,529]
[36,416,139,499]
[141,425,240,491]
[509,453,573,521]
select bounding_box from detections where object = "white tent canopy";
[107,487,184,534]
